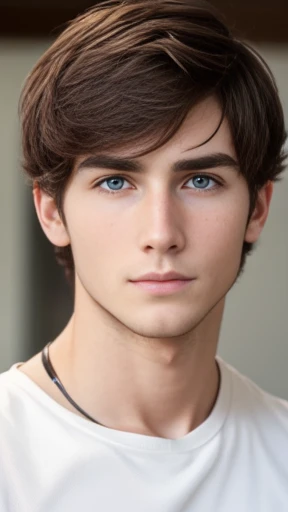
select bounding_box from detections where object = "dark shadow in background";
[0,1,287,42]
[27,196,73,357]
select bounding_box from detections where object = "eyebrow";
[76,152,239,174]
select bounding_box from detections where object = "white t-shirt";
[0,356,288,512]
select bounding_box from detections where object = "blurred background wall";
[0,1,287,397]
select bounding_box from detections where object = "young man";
[0,0,287,510]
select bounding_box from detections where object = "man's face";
[60,97,261,339]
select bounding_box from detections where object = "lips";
[130,277,193,295]
[131,271,191,282]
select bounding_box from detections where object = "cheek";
[197,205,248,282]
[66,204,124,271]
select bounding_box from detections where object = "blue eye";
[189,176,215,189]
[99,177,128,192]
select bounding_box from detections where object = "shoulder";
[218,356,288,430]
[0,366,26,504]
[0,365,27,431]
[0,358,53,434]
[0,364,23,409]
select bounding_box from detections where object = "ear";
[244,181,274,243]
[33,183,70,247]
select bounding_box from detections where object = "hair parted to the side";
[20,0,287,287]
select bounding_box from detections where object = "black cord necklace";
[41,341,103,426]
[42,342,221,432]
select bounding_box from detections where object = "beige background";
[0,39,287,398]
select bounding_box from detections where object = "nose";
[138,188,186,255]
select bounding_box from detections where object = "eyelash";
[92,173,223,195]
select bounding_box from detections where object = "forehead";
[75,96,236,169]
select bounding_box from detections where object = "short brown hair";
[20,0,287,287]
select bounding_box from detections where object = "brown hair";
[20,0,287,287]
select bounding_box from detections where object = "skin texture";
[19,97,273,439]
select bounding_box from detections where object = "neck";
[49,299,224,439]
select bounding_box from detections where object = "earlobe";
[244,181,274,243]
[33,184,70,247]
